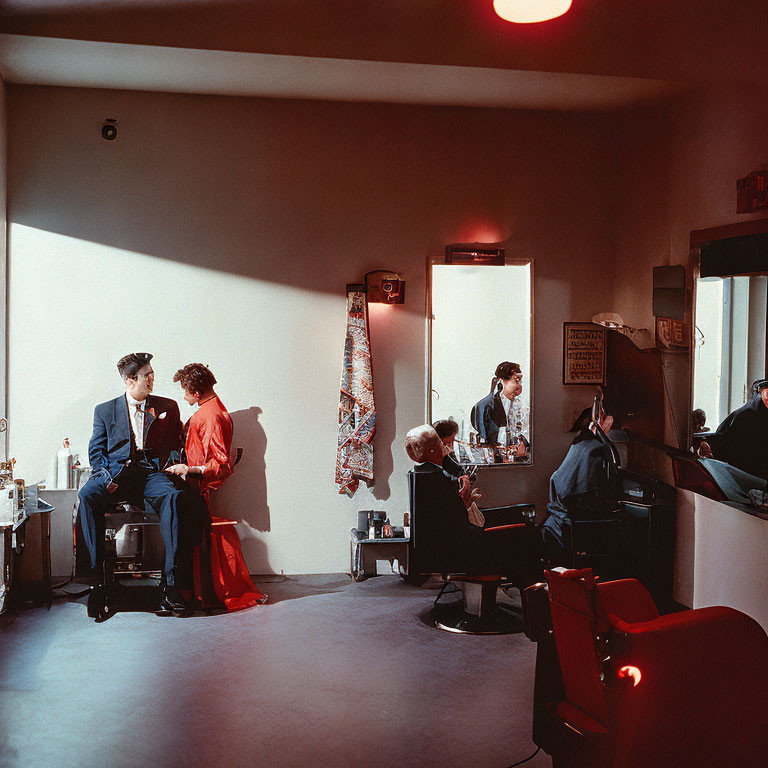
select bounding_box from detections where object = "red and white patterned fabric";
[336,289,375,496]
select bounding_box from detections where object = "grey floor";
[0,574,551,768]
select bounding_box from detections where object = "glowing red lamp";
[493,0,572,24]
[618,665,642,687]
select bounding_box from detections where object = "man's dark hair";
[173,363,217,395]
[495,361,522,380]
[117,352,153,379]
[432,419,459,440]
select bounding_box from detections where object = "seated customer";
[541,404,617,565]
[78,352,190,613]
[165,363,266,611]
[406,425,529,575]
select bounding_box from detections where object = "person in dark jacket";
[698,380,768,481]
[470,362,529,458]
[78,352,189,613]
[541,405,616,563]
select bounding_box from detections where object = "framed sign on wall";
[563,323,606,385]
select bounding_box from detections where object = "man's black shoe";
[87,584,109,620]
[159,585,188,614]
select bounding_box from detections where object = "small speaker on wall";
[653,265,686,320]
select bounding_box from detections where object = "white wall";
[0,76,6,420]
[614,85,768,614]
[7,85,619,573]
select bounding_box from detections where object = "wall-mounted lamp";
[494,0,572,24]
[592,312,655,350]
[445,243,505,265]
[592,312,634,332]
[352,270,405,304]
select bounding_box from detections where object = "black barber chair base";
[433,575,522,635]
[82,503,166,621]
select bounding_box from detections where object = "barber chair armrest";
[482,504,536,528]
[597,578,659,624]
[484,523,527,533]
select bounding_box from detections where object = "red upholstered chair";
[539,568,768,768]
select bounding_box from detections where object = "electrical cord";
[504,746,540,767]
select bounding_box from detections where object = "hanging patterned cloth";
[336,287,375,496]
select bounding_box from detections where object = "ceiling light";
[493,0,573,24]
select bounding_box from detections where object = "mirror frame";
[426,252,535,467]
[689,216,768,448]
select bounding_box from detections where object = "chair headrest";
[545,568,611,634]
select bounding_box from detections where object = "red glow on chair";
[494,0,572,24]
[618,665,642,687]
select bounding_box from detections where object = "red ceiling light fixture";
[493,0,573,24]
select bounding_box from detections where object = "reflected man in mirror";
[698,379,768,481]
[470,361,529,455]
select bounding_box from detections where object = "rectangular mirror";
[429,260,533,465]
[693,274,767,431]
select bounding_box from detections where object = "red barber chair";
[524,568,768,768]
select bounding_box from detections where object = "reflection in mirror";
[430,261,532,465]
[693,275,767,433]
[692,273,768,492]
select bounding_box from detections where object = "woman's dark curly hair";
[432,419,459,440]
[173,363,217,395]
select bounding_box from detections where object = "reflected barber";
[470,361,529,454]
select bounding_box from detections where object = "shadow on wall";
[371,338,395,502]
[208,405,274,573]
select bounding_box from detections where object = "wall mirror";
[429,258,533,466]
[691,221,768,440]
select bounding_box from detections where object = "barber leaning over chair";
[78,352,194,614]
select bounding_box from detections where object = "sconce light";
[592,312,656,350]
[494,0,573,24]
[364,270,405,304]
[592,312,634,332]
[445,243,505,265]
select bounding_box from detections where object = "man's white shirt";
[125,392,146,450]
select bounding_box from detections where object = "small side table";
[350,532,409,581]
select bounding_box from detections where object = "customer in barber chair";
[405,424,531,576]
[540,403,616,565]
[165,363,266,611]
[78,352,196,614]
[698,379,768,480]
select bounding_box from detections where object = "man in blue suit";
[78,352,188,613]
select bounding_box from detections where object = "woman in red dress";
[166,363,266,611]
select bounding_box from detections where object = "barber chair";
[522,568,768,768]
[85,502,165,621]
[546,396,677,609]
[407,467,539,634]
[77,449,246,621]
